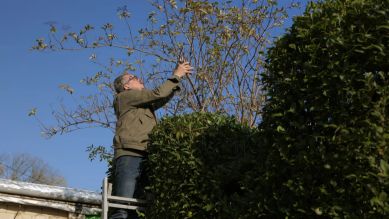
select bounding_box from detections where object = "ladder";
[101,177,147,219]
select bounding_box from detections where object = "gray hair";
[113,74,128,93]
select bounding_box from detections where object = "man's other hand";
[174,61,193,78]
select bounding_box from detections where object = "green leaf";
[50,25,56,33]
[289,43,296,49]
[377,25,389,30]
[59,84,75,94]
[380,160,389,177]
[276,125,285,132]
[203,203,213,211]
[28,108,37,116]
[271,113,283,117]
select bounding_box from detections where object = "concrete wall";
[0,202,70,219]
[0,179,101,219]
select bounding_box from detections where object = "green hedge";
[124,0,388,218]
[249,0,388,218]
[145,112,259,218]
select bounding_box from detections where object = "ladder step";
[102,177,147,219]
[107,195,147,204]
[108,203,145,211]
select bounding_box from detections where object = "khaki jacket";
[113,75,181,158]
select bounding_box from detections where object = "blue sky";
[0,0,155,191]
[0,0,305,191]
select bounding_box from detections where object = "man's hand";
[174,61,193,78]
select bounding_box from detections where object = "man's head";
[113,73,144,93]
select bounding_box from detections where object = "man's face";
[123,73,144,91]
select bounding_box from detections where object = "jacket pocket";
[113,135,122,148]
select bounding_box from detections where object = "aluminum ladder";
[101,177,147,219]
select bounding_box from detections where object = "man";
[110,60,193,219]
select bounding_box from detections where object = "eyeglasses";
[124,75,138,84]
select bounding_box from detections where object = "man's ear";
[123,83,131,90]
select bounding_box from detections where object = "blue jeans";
[109,155,144,219]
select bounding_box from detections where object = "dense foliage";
[112,0,388,218]
[145,113,259,218]
[251,0,388,217]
